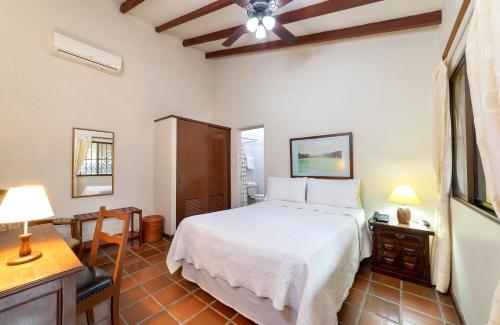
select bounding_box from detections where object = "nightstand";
[370,219,434,287]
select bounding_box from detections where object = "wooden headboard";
[0,189,6,204]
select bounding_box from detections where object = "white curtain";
[73,137,92,194]
[466,0,500,213]
[430,60,453,293]
[466,1,500,322]
[488,279,500,325]
[241,142,248,206]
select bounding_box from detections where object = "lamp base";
[6,232,42,266]
[7,251,42,266]
[397,207,412,224]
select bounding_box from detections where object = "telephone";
[367,212,389,231]
[371,211,389,223]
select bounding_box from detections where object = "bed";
[81,185,112,196]
[167,178,371,325]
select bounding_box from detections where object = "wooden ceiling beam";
[205,10,442,59]
[120,0,146,13]
[156,0,234,33]
[183,0,382,47]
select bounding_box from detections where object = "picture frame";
[289,132,353,179]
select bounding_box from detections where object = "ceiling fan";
[223,0,297,47]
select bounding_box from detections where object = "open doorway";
[240,127,264,206]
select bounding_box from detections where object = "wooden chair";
[76,206,130,325]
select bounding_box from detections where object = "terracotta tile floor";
[339,260,463,325]
[77,239,461,325]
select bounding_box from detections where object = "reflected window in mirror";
[73,128,114,198]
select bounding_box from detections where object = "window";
[450,56,495,216]
[78,141,113,176]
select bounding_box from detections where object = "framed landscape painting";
[290,132,353,179]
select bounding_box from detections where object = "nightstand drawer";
[402,247,417,257]
[403,261,417,272]
[382,256,397,267]
[383,243,396,252]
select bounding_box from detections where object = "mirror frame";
[72,127,115,198]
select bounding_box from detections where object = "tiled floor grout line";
[355,272,372,324]
[107,239,237,325]
[368,277,454,323]
[399,279,403,325]
[88,245,460,325]
[356,272,457,325]
[127,243,187,325]
[435,290,447,325]
[101,241,169,325]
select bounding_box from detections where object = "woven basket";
[143,215,164,243]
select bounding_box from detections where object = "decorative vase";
[397,207,411,224]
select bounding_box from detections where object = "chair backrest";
[87,206,130,284]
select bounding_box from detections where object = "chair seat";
[76,265,113,302]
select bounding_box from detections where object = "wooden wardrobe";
[154,116,231,234]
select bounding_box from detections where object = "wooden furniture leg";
[86,309,94,324]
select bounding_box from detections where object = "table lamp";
[0,186,54,265]
[388,185,422,224]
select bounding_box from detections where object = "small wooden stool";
[142,215,164,243]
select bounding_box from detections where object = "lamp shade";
[388,185,422,206]
[0,186,54,223]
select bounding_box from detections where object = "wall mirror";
[72,128,114,198]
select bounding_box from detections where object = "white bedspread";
[167,200,371,325]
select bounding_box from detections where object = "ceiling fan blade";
[232,0,250,8]
[273,23,296,44]
[223,25,248,47]
[273,0,295,8]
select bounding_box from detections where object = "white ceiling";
[113,0,444,53]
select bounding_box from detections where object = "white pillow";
[266,177,307,203]
[306,178,361,209]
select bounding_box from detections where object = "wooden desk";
[74,207,143,248]
[0,224,83,325]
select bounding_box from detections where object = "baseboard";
[450,288,467,324]
[162,232,174,241]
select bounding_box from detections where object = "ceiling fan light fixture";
[246,17,259,33]
[256,24,266,39]
[262,15,275,30]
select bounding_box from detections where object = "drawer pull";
[384,257,395,265]
[404,262,415,270]
[395,233,405,239]
[383,244,394,251]
[403,248,415,256]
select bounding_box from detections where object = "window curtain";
[466,2,500,322]
[430,60,453,293]
[466,0,500,213]
[241,143,248,207]
[488,280,500,325]
[73,137,92,194]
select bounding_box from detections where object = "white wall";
[450,199,500,325]
[154,118,177,235]
[214,28,440,221]
[0,0,214,231]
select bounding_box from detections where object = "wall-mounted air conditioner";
[52,29,123,75]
